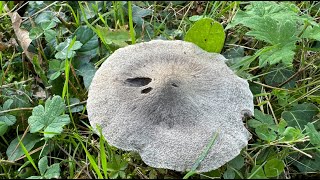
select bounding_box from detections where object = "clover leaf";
[55,38,83,60]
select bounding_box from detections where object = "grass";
[0,1,320,179]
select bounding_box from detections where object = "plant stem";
[128,1,136,44]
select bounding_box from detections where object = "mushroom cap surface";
[87,40,254,172]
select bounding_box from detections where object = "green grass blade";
[128,1,136,44]
[97,126,108,178]
[16,130,39,174]
[73,133,103,179]
[183,131,219,179]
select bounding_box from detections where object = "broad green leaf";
[44,29,57,44]
[74,26,99,58]
[277,119,287,134]
[264,158,285,177]
[281,103,319,130]
[40,21,56,30]
[29,27,44,40]
[184,18,225,53]
[55,39,83,60]
[67,98,84,113]
[253,109,275,125]
[0,121,8,136]
[294,152,320,172]
[38,156,48,176]
[35,11,60,25]
[228,155,245,170]
[189,15,203,22]
[96,25,131,47]
[28,96,70,138]
[0,115,16,126]
[6,133,41,161]
[305,123,320,146]
[248,165,267,179]
[76,60,97,89]
[302,26,320,41]
[223,167,235,179]
[132,4,152,26]
[3,99,14,110]
[256,125,277,142]
[264,64,296,89]
[280,127,304,142]
[258,45,296,67]
[44,163,60,179]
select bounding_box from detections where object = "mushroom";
[87,40,254,172]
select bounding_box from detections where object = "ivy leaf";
[264,158,285,177]
[55,39,83,60]
[76,59,97,90]
[6,133,41,161]
[74,26,99,58]
[28,96,70,138]
[305,123,320,146]
[29,27,44,40]
[184,18,225,53]
[132,4,152,26]
[281,103,319,130]
[264,64,296,89]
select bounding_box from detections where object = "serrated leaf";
[259,45,296,67]
[28,96,70,138]
[55,39,83,60]
[38,156,48,176]
[6,133,41,161]
[305,123,320,146]
[184,18,225,53]
[253,109,275,125]
[44,163,60,179]
[74,26,99,58]
[281,103,319,130]
[264,64,296,89]
[264,158,285,177]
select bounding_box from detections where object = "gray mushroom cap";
[87,40,254,172]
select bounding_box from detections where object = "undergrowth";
[0,1,320,179]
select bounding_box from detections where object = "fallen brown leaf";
[8,12,35,60]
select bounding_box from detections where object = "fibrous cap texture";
[87,40,254,172]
